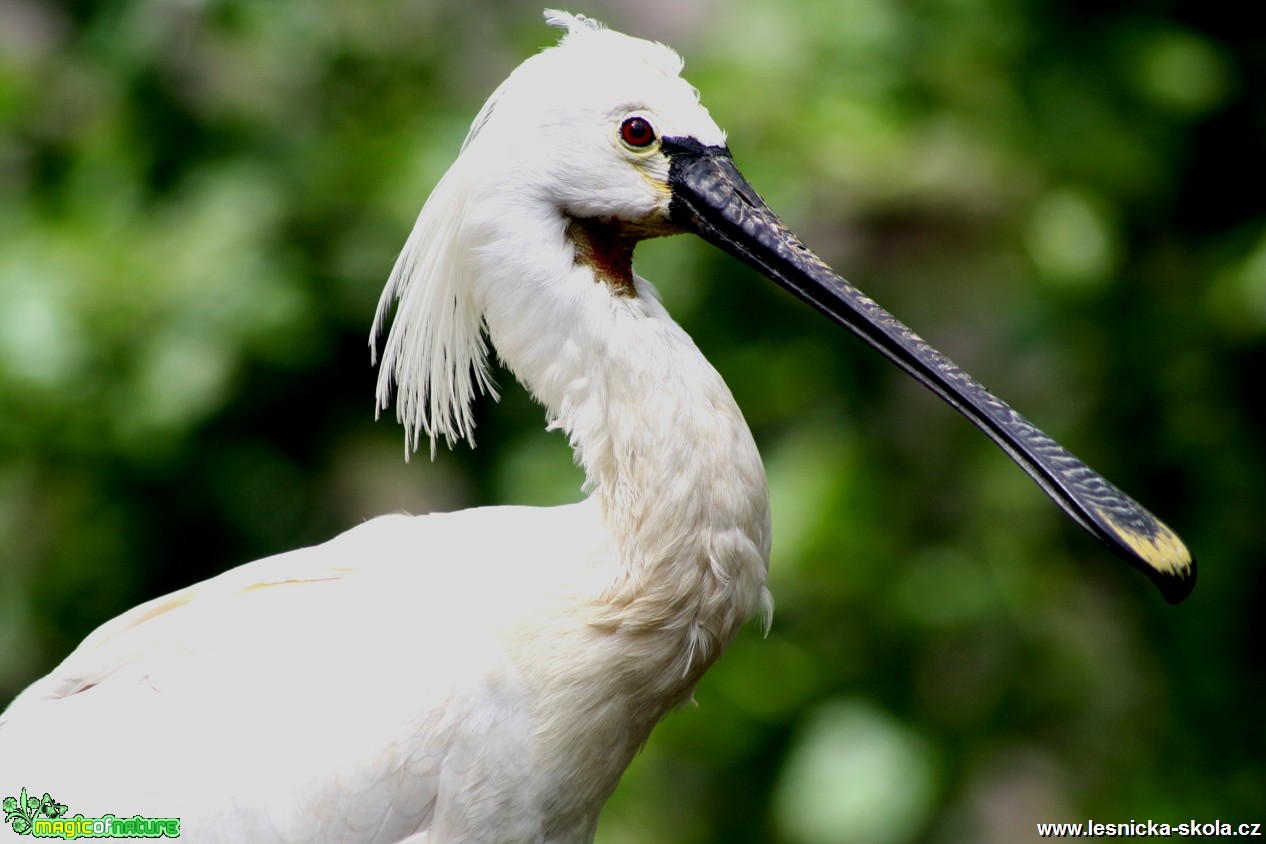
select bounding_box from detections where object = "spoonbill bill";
[0,10,1193,843]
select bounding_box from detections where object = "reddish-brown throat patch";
[566,216,640,298]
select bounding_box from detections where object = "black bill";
[663,136,1195,604]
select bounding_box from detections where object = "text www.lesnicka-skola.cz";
[1037,820,1262,838]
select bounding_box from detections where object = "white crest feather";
[543,9,604,36]
[371,155,498,459]
[372,11,618,461]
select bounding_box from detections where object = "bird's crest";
[371,147,497,458]
[543,9,604,36]
[543,9,684,78]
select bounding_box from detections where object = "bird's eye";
[619,116,657,149]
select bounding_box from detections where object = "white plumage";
[0,6,1196,843]
[2,13,770,842]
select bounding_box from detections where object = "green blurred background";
[0,0,1261,841]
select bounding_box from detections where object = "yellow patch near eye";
[639,169,673,202]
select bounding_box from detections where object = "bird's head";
[454,11,724,230]
[373,10,1195,604]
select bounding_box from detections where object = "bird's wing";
[6,543,359,711]
[0,502,612,842]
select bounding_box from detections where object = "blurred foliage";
[0,0,1262,841]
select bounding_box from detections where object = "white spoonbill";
[0,10,1193,843]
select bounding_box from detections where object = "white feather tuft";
[542,10,683,80]
[371,157,498,459]
[543,9,605,36]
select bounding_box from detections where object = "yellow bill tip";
[1095,506,1196,604]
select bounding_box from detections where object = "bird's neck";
[473,207,772,676]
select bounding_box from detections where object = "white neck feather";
[374,168,772,674]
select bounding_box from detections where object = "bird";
[0,10,1194,843]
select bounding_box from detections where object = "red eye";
[620,116,656,148]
